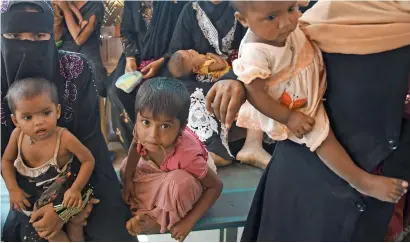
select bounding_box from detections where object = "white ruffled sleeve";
[232,44,272,84]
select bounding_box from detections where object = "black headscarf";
[1,0,64,153]
[1,1,58,85]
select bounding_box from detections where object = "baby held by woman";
[231,1,408,203]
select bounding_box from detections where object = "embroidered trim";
[63,80,77,121]
[192,2,237,59]
[188,88,218,142]
[1,0,9,13]
[220,124,234,157]
[0,91,7,126]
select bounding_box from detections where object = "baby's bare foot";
[353,174,408,203]
[136,212,161,234]
[126,216,142,236]
[236,144,271,169]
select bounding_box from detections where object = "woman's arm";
[169,168,222,241]
[63,129,95,192]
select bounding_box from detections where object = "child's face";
[135,110,183,153]
[181,49,202,72]
[235,1,301,46]
[11,93,60,141]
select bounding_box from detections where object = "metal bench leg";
[226,228,238,242]
[220,228,238,242]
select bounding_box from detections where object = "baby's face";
[12,93,60,141]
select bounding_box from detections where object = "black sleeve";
[168,3,195,55]
[120,1,139,58]
[219,69,238,81]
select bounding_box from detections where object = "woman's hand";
[125,58,138,74]
[30,203,64,240]
[141,57,165,79]
[206,79,246,128]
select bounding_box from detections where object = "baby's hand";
[169,219,195,242]
[286,111,315,139]
[9,188,31,212]
[63,188,82,208]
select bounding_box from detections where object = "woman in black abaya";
[168,1,247,166]
[1,1,133,241]
[107,1,187,150]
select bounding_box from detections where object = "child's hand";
[169,219,195,242]
[63,188,82,208]
[286,111,315,139]
[9,188,31,212]
[122,177,136,205]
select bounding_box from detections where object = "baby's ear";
[11,114,18,127]
[235,11,248,28]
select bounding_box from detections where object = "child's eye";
[161,124,171,129]
[142,120,149,126]
[44,111,51,116]
[23,116,32,120]
[267,15,276,21]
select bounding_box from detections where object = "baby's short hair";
[6,77,58,114]
[168,50,190,78]
[135,77,190,125]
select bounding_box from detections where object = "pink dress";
[120,128,216,233]
[233,27,329,151]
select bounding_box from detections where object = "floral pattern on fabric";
[0,92,7,126]
[188,88,218,142]
[59,54,84,80]
[0,0,9,13]
[62,80,77,121]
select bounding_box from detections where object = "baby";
[232,1,408,203]
[168,49,231,82]
[1,78,95,241]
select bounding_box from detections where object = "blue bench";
[1,163,262,242]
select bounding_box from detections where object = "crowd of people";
[1,0,409,242]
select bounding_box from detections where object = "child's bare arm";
[246,78,315,137]
[63,130,95,193]
[2,128,21,192]
[122,138,140,204]
[170,168,222,241]
[68,2,84,23]
[1,128,31,211]
[125,138,140,178]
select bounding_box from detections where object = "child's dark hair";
[168,51,190,79]
[6,78,59,114]
[135,77,190,124]
[230,1,250,15]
